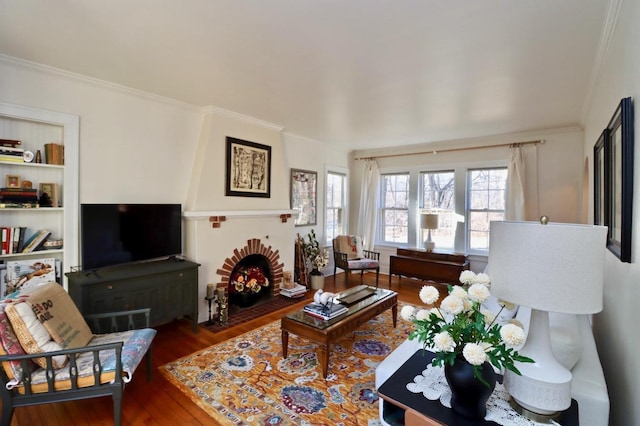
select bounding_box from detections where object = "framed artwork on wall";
[604,97,634,263]
[593,129,608,227]
[290,168,317,226]
[225,137,271,198]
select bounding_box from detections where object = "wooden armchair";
[332,235,380,288]
[0,285,156,426]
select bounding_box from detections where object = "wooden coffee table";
[281,285,397,378]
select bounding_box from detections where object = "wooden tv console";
[66,259,200,333]
[389,248,469,286]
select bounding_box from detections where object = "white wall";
[582,1,640,424]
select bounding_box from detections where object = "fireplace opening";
[228,254,273,310]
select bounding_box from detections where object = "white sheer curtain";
[505,145,538,221]
[356,159,379,251]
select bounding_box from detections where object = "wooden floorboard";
[6,273,432,425]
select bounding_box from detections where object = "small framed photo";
[5,175,20,188]
[39,182,60,207]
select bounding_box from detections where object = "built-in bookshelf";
[0,102,79,293]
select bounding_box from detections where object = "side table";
[377,349,579,426]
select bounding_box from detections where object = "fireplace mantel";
[183,209,298,220]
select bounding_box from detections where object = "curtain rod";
[354,139,544,161]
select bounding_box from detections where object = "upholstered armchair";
[0,282,156,426]
[332,235,380,288]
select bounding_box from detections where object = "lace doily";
[406,364,557,426]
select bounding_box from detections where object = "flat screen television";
[81,203,182,270]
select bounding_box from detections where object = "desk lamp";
[488,218,606,421]
[420,213,439,251]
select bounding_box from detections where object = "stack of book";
[280,283,307,298]
[1,187,38,206]
[303,301,348,320]
[0,139,25,163]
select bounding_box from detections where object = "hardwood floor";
[8,273,433,426]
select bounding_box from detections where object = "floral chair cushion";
[0,301,36,381]
[6,328,157,394]
[346,259,379,269]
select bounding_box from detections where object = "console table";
[66,259,200,333]
[389,249,469,286]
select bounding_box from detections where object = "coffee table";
[281,285,397,378]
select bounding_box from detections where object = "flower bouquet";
[400,271,533,386]
[230,266,269,295]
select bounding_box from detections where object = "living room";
[0,1,638,425]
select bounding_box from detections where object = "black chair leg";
[1,402,13,426]
[113,387,123,426]
[375,268,380,288]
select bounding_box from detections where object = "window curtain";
[505,145,539,221]
[356,159,379,251]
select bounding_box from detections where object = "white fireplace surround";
[183,209,298,324]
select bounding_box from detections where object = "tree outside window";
[381,174,410,243]
[421,170,455,249]
[467,168,507,251]
[325,172,346,244]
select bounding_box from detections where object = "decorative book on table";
[280,283,307,298]
[303,302,348,320]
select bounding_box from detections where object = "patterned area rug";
[160,306,412,425]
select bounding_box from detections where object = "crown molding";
[201,105,284,132]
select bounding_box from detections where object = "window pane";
[421,170,455,249]
[326,172,346,243]
[381,174,410,244]
[467,167,507,252]
[383,209,408,243]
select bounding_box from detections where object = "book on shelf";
[21,229,51,253]
[44,143,64,165]
[5,257,56,296]
[1,187,37,193]
[0,146,25,154]
[0,154,24,163]
[303,302,349,320]
[0,139,21,147]
[0,202,40,208]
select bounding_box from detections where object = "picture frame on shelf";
[290,168,317,226]
[604,97,634,263]
[5,175,20,188]
[225,137,271,198]
[39,182,60,207]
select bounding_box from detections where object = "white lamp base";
[423,229,435,251]
[504,309,572,415]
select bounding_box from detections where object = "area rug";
[160,305,412,425]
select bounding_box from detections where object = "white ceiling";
[0,0,608,149]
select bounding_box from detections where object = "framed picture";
[605,97,634,263]
[225,137,271,198]
[5,175,20,188]
[290,168,317,226]
[593,129,608,226]
[39,182,60,207]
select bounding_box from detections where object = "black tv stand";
[168,255,185,262]
[66,259,201,333]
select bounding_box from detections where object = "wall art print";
[225,137,271,198]
[290,168,317,226]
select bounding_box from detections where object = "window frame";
[324,166,349,245]
[379,172,411,245]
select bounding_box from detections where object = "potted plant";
[400,271,533,419]
[229,266,269,307]
[302,229,329,289]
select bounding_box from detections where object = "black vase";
[444,357,496,420]
[234,292,258,308]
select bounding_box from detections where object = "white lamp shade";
[488,221,607,314]
[420,213,439,230]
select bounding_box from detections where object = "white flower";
[415,309,431,321]
[474,273,491,287]
[462,298,474,312]
[400,305,416,321]
[433,332,455,352]
[459,270,477,285]
[419,286,439,305]
[440,295,464,315]
[463,343,487,365]
[451,286,468,300]
[480,308,496,324]
[500,323,526,347]
[467,283,490,304]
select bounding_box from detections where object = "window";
[420,170,455,249]
[325,171,346,244]
[381,174,410,243]
[467,167,507,251]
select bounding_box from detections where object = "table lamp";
[420,213,439,251]
[488,218,607,421]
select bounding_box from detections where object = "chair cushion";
[347,259,379,269]
[0,301,37,381]
[5,301,67,369]
[7,328,157,394]
[336,235,365,260]
[24,282,93,350]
